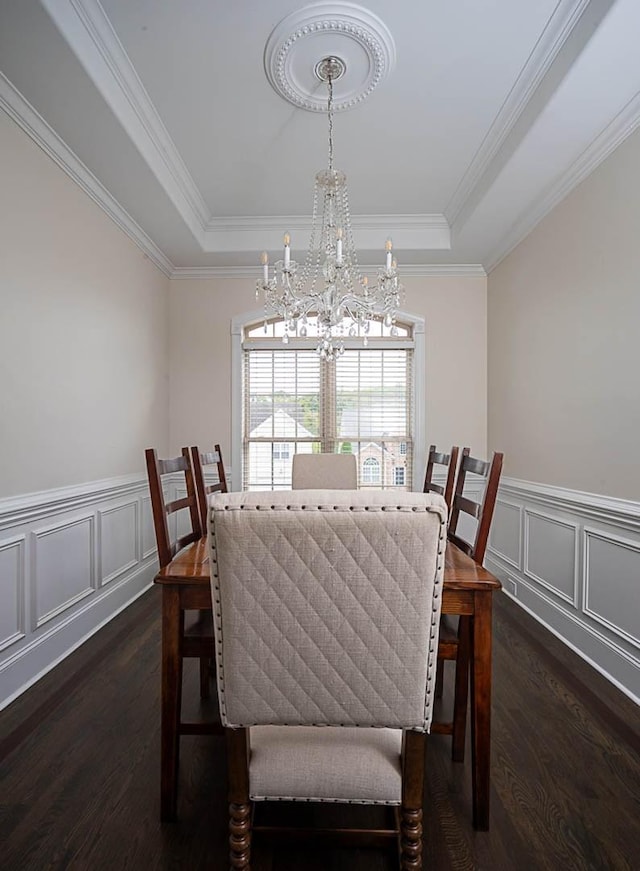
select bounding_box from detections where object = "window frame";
[231,308,425,490]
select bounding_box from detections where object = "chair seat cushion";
[248,725,402,804]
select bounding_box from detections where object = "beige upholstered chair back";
[208,490,446,731]
[291,453,357,489]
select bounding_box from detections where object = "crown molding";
[0,72,173,277]
[446,0,591,230]
[202,213,450,253]
[41,0,209,238]
[485,89,640,273]
[170,263,486,279]
[203,214,449,232]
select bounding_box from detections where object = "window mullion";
[320,360,337,453]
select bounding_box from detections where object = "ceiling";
[1,0,639,276]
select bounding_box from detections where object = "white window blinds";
[242,322,414,491]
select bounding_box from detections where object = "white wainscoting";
[486,478,640,705]
[0,475,159,710]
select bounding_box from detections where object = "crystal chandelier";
[257,56,403,361]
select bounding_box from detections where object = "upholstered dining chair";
[432,448,504,762]
[145,447,214,699]
[291,452,358,489]
[208,489,447,869]
[190,443,228,532]
[423,444,459,512]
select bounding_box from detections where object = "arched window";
[362,457,381,485]
[232,311,425,490]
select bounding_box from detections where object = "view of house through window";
[241,315,414,490]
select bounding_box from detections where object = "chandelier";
[257,56,403,361]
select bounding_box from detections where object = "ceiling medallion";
[264,2,396,112]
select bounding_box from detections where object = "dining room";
[1,1,640,868]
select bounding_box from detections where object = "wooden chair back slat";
[157,456,189,475]
[166,496,192,515]
[455,494,482,519]
[463,455,491,477]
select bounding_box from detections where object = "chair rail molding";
[486,476,640,705]
[0,475,159,710]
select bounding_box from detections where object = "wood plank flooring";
[0,589,638,870]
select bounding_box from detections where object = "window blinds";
[242,331,414,491]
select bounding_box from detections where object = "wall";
[0,109,170,707]
[487,126,640,703]
[168,273,488,484]
[488,126,640,500]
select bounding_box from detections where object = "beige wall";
[169,274,487,479]
[0,110,170,498]
[488,126,640,500]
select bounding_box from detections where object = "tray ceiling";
[1,0,639,275]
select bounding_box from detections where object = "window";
[272,442,291,460]
[362,457,381,484]
[235,312,422,490]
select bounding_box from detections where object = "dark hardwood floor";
[1,589,638,870]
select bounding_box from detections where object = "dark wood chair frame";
[433,448,504,762]
[226,727,427,870]
[145,447,214,700]
[423,444,460,512]
[190,443,228,532]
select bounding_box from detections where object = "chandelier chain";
[327,73,334,174]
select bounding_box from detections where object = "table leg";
[161,586,182,821]
[470,591,492,830]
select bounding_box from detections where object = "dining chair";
[433,448,504,761]
[190,443,228,532]
[423,444,460,512]
[208,489,447,870]
[145,447,214,699]
[291,452,358,489]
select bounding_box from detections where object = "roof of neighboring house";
[249,408,315,440]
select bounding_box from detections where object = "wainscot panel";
[486,478,640,704]
[0,476,157,709]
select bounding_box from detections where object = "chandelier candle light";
[257,56,403,361]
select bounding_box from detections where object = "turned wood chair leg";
[227,728,251,869]
[229,801,251,869]
[400,807,422,870]
[400,731,425,870]
[452,615,471,762]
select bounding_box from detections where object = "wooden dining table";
[154,536,501,830]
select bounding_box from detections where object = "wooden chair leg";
[435,659,444,699]
[452,616,471,763]
[400,807,422,870]
[400,731,425,870]
[229,802,251,869]
[199,657,210,699]
[227,728,251,869]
